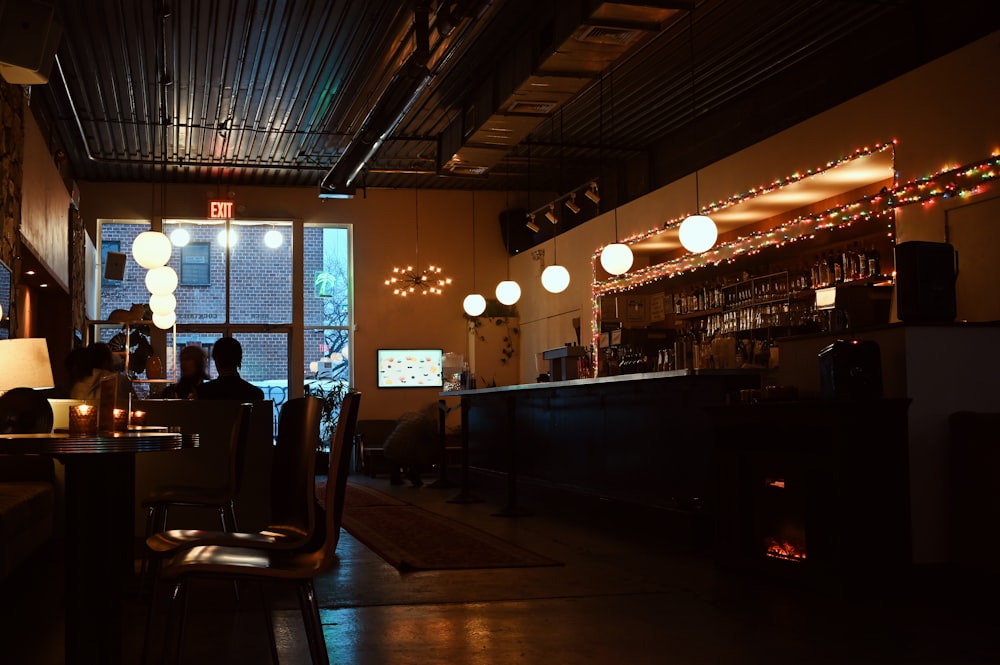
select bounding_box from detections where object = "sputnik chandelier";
[385,190,452,297]
[386,264,451,296]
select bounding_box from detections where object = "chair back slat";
[318,391,361,557]
[268,396,322,539]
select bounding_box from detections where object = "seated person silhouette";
[197,337,265,401]
[160,345,208,399]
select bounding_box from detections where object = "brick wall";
[100,222,345,383]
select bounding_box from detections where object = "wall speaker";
[894,240,958,322]
[498,208,536,255]
[104,252,126,281]
[0,0,63,85]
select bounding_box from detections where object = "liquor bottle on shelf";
[855,244,868,280]
[830,250,843,284]
[817,253,830,287]
[867,243,881,278]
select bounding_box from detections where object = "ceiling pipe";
[319,4,433,198]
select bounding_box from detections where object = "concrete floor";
[3,471,1000,664]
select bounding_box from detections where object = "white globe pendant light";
[679,213,717,254]
[218,228,237,247]
[463,293,487,316]
[148,293,176,314]
[541,264,570,293]
[264,228,283,248]
[132,231,172,269]
[495,280,521,306]
[169,226,190,247]
[600,242,633,275]
[152,311,176,330]
[145,265,178,295]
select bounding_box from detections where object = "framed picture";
[625,297,646,322]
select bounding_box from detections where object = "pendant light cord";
[609,64,621,243]
[414,188,420,265]
[470,190,477,290]
[689,10,700,214]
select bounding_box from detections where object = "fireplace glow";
[764,537,807,562]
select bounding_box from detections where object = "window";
[304,226,352,411]
[180,242,211,286]
[95,218,353,423]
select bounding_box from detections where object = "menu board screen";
[376,349,443,388]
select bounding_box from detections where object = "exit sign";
[209,200,234,219]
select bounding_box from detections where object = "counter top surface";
[441,367,764,397]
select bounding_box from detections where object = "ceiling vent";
[507,100,559,115]
[438,2,682,177]
[576,25,639,46]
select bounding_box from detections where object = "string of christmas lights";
[588,148,1000,365]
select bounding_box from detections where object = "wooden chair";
[147,392,361,665]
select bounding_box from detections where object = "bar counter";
[443,369,763,513]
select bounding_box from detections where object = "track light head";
[585,183,600,205]
[545,205,558,224]
[525,214,540,233]
[564,195,581,214]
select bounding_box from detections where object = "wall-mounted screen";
[377,349,443,388]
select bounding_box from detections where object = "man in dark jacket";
[197,337,265,401]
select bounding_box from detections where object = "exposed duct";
[438,2,688,178]
[319,4,433,198]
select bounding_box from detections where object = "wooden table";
[0,430,196,665]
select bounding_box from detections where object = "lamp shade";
[679,214,718,254]
[541,264,570,293]
[462,293,487,316]
[495,280,521,306]
[600,243,634,275]
[0,338,54,391]
[132,231,172,269]
[145,266,178,295]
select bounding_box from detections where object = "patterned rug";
[336,481,562,571]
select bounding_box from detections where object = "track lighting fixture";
[585,182,600,205]
[545,205,558,224]
[564,194,581,214]
[525,214,540,233]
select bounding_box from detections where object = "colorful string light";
[588,147,1000,368]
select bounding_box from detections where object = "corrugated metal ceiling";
[22,0,1000,203]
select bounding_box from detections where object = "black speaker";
[104,252,126,281]
[894,241,958,322]
[498,208,537,255]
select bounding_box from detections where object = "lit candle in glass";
[130,410,147,427]
[112,408,128,432]
[69,404,98,436]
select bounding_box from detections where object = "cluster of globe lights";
[465,203,716,315]
[131,231,178,330]
[169,225,284,249]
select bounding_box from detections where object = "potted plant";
[304,381,352,474]
[463,298,519,387]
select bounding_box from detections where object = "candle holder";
[112,408,129,432]
[130,410,147,427]
[69,404,98,437]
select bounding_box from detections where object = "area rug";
[338,482,562,571]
